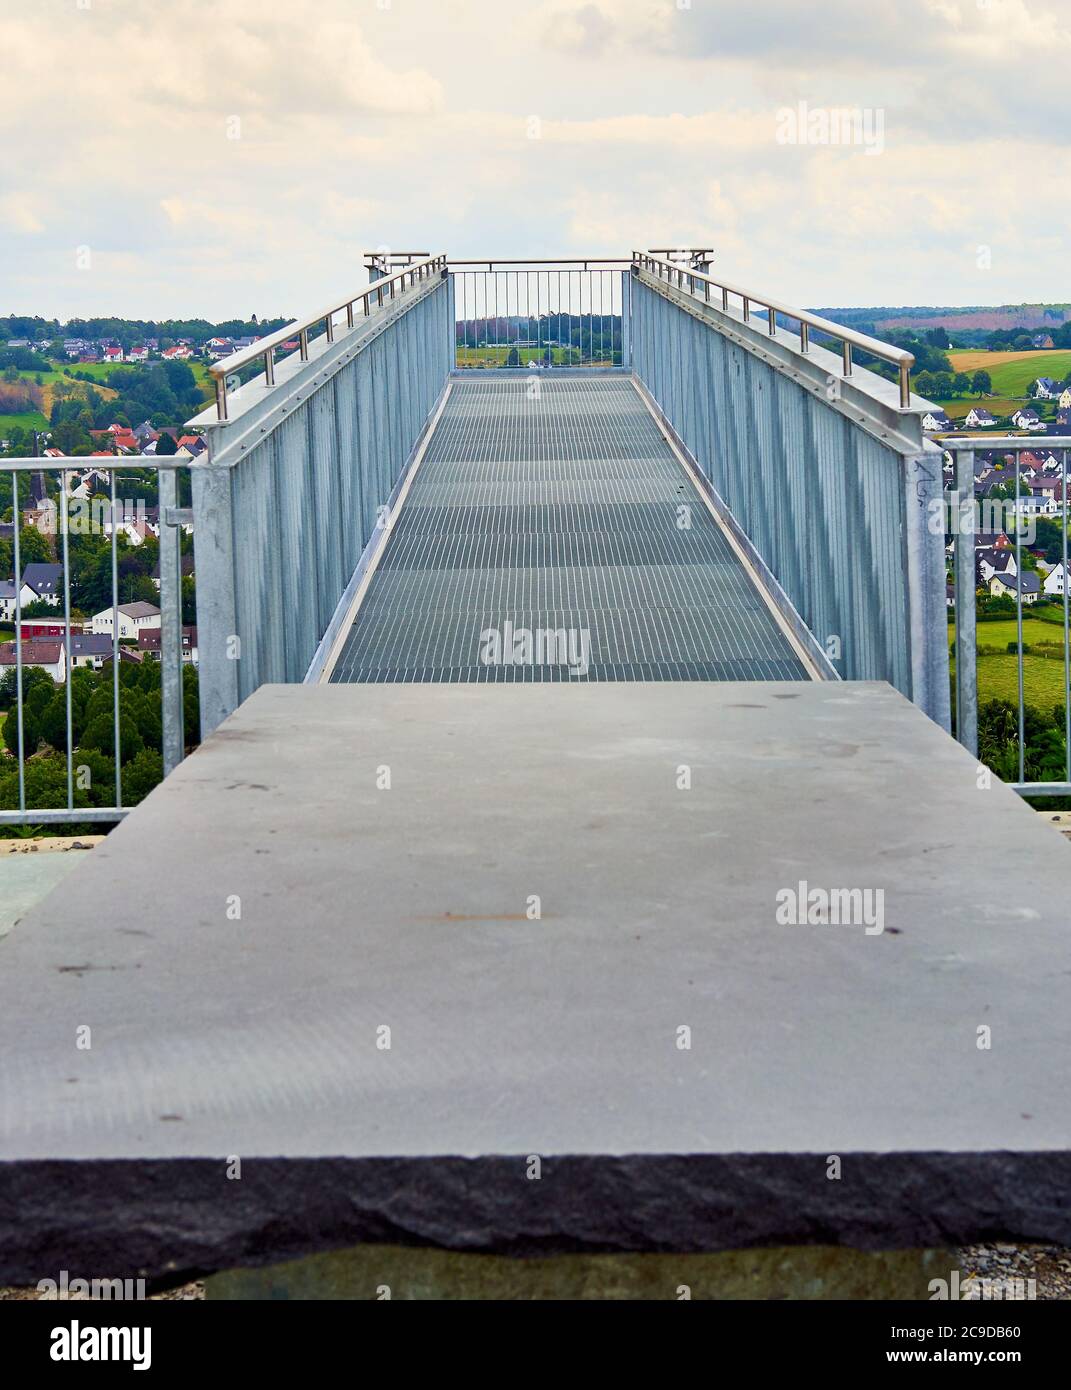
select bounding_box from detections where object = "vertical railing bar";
[953,449,978,756]
[1064,447,1070,781]
[12,470,25,811]
[800,321,810,354]
[159,466,184,776]
[842,341,853,378]
[60,475,73,810]
[1015,450,1025,784]
[110,472,122,809]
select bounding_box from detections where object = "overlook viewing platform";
[2,249,1070,1299]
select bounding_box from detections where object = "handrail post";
[953,448,978,756]
[159,467,186,774]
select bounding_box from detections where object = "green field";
[948,350,1071,397]
[974,653,1070,706]
[948,617,1071,707]
[454,345,616,367]
[0,408,49,432]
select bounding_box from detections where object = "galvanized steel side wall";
[632,278,912,695]
[197,282,450,728]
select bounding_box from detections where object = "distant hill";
[815,304,1071,333]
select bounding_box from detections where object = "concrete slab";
[1,680,1070,1283]
[0,842,99,941]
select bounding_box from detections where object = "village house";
[68,633,121,670]
[91,601,162,639]
[921,407,952,432]
[964,407,997,428]
[976,547,1017,584]
[989,571,1040,604]
[1043,562,1070,597]
[20,563,64,608]
[0,580,18,622]
[1012,407,1041,429]
[0,639,67,683]
[138,625,199,665]
[1031,377,1061,400]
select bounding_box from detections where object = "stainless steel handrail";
[633,251,915,409]
[450,258,632,269]
[947,439,1071,796]
[208,253,448,420]
[0,454,191,825]
[935,435,1071,449]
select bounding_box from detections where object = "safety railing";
[632,252,915,408]
[629,250,948,724]
[209,253,448,420]
[1,458,192,826]
[449,258,632,369]
[188,251,452,736]
[946,436,1071,797]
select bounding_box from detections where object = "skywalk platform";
[329,376,812,682]
[1,680,1070,1285]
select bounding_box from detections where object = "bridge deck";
[329,376,809,682]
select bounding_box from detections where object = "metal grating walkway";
[329,376,809,683]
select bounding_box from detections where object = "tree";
[18,525,53,564]
[505,345,520,368]
[972,370,992,396]
[154,431,178,456]
[952,373,971,397]
[932,372,954,399]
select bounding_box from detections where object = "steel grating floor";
[329,376,809,683]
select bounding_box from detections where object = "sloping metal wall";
[192,277,451,734]
[631,275,945,712]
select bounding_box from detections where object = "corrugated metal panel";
[632,278,911,693]
[214,282,451,700]
[331,376,806,683]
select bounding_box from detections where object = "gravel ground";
[954,1245,1071,1300]
[0,1282,204,1301]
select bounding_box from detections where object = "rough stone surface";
[2,681,1071,1283]
[205,1243,948,1301]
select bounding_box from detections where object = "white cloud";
[0,0,1068,316]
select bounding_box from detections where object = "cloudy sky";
[2,0,1068,320]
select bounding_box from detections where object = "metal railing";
[188,251,452,736]
[947,437,1071,797]
[632,252,915,408]
[209,253,448,420]
[449,259,631,369]
[1,458,190,826]
[629,254,949,724]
